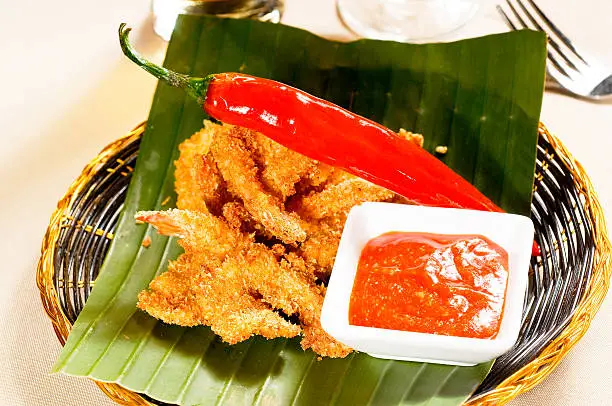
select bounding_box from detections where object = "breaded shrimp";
[174,122,227,214]
[138,254,301,343]
[252,132,317,200]
[210,125,307,244]
[135,122,423,358]
[136,209,352,357]
[292,177,395,220]
[298,214,347,275]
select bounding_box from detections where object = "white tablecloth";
[0,0,610,404]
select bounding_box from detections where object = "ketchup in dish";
[349,232,509,339]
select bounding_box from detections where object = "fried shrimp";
[210,125,307,244]
[298,214,347,275]
[292,177,395,220]
[136,209,351,357]
[136,122,421,358]
[174,123,227,214]
[136,209,237,264]
[138,254,301,343]
[252,132,317,199]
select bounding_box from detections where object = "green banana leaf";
[53,15,546,405]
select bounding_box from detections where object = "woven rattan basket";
[37,122,611,405]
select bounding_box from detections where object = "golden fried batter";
[298,214,348,275]
[138,254,300,343]
[174,123,227,214]
[252,132,317,199]
[210,125,307,244]
[221,201,273,238]
[136,122,423,358]
[292,177,395,220]
[398,128,424,147]
[137,209,351,358]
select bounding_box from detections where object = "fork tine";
[526,0,588,64]
[504,1,529,30]
[503,0,571,78]
[496,5,517,30]
[514,0,579,71]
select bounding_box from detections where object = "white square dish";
[320,202,534,366]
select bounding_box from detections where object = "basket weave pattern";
[467,124,611,404]
[37,123,611,405]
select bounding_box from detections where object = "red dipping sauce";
[349,232,509,339]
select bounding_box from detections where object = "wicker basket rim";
[36,121,612,406]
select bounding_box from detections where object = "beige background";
[0,0,610,405]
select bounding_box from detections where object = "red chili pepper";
[205,74,502,212]
[119,24,539,255]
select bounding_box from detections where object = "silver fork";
[497,0,612,101]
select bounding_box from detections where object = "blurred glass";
[152,0,283,40]
[336,0,481,42]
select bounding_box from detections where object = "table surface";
[1,0,610,405]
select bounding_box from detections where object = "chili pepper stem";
[118,23,212,105]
